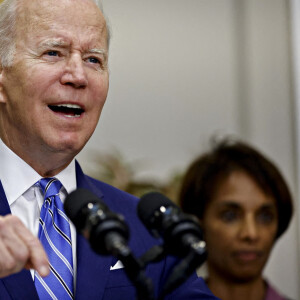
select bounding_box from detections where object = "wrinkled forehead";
[15,0,108,48]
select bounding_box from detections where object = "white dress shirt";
[0,139,77,284]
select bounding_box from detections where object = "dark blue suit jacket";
[0,161,218,299]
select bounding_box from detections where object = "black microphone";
[137,192,206,298]
[137,192,206,257]
[64,188,129,256]
[64,188,154,300]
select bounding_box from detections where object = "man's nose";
[238,215,259,242]
[60,53,88,88]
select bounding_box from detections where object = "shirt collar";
[0,139,77,205]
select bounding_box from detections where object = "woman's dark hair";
[179,138,293,239]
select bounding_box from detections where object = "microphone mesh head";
[137,192,177,229]
[64,188,104,222]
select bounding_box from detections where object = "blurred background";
[76,1,300,299]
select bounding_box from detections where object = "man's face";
[0,0,109,167]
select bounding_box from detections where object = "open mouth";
[48,104,84,118]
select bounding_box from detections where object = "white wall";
[236,2,299,299]
[79,0,241,180]
[77,1,299,298]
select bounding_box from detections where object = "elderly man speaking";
[0,0,218,299]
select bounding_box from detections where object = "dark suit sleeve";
[156,255,219,300]
[165,275,220,300]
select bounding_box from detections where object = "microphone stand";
[105,232,155,300]
[158,237,207,300]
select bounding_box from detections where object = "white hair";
[0,0,110,67]
[0,0,17,67]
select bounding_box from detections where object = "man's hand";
[0,215,49,278]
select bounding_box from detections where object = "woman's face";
[202,170,278,282]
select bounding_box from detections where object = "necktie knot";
[39,177,63,200]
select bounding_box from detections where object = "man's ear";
[0,64,7,104]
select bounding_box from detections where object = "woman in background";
[179,139,293,300]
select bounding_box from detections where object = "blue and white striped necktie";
[34,178,74,300]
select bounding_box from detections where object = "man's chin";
[47,139,85,157]
[49,133,90,151]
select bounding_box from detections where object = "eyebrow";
[89,48,106,55]
[218,202,240,209]
[217,201,276,211]
[39,40,108,57]
[88,48,108,62]
[39,39,68,49]
[259,203,277,210]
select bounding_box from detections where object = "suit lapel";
[74,162,113,300]
[0,181,39,299]
[0,181,11,216]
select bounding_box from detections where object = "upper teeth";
[56,104,82,109]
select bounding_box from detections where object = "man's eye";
[87,57,100,64]
[46,51,59,56]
